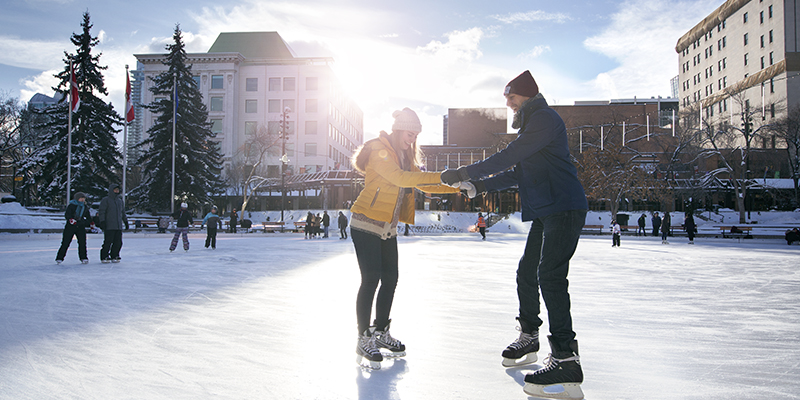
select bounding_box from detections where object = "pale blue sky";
[0,0,722,142]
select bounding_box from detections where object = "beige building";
[134,32,363,179]
[676,0,800,132]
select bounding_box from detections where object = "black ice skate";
[356,327,383,370]
[523,337,584,399]
[502,319,539,367]
[374,320,406,357]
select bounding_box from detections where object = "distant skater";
[684,212,697,244]
[476,212,487,240]
[611,219,621,247]
[651,212,661,237]
[170,203,193,252]
[229,208,238,233]
[98,184,128,263]
[637,213,646,236]
[55,191,92,264]
[202,206,222,249]
[661,212,671,244]
[338,211,348,239]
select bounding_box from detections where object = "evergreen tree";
[130,25,223,212]
[19,11,122,204]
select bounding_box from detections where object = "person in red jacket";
[476,212,487,240]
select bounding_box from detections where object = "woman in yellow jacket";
[351,107,460,369]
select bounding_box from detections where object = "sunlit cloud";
[491,10,571,24]
[518,45,551,60]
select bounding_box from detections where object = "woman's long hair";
[351,131,423,173]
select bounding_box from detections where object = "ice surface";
[0,230,798,399]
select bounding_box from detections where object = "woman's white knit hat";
[392,107,422,133]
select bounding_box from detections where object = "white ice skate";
[523,382,584,399]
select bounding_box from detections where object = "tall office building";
[134,32,363,179]
[676,0,800,127]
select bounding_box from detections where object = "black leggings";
[352,229,398,334]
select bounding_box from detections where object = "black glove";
[441,167,470,186]
[98,220,106,230]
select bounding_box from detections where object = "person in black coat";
[651,212,662,237]
[229,208,238,233]
[684,212,697,244]
[98,184,128,263]
[338,211,348,239]
[322,210,330,238]
[56,192,92,264]
[170,202,194,252]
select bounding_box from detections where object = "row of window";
[242,98,318,114]
[241,76,319,92]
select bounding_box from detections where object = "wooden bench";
[293,221,307,233]
[262,221,285,233]
[719,226,753,239]
[582,224,604,234]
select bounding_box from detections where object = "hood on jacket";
[108,184,121,197]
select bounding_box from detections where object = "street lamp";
[280,107,291,231]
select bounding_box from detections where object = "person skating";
[322,210,330,238]
[229,208,238,233]
[98,184,128,263]
[476,212,487,240]
[661,212,671,244]
[611,219,621,247]
[441,71,587,399]
[651,212,661,237]
[637,213,646,236]
[305,211,313,239]
[338,211,348,239]
[202,206,222,249]
[350,107,460,369]
[684,211,697,244]
[55,192,92,264]
[170,203,193,252]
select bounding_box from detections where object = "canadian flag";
[125,72,135,123]
[69,62,80,113]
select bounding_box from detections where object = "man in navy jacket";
[441,70,587,398]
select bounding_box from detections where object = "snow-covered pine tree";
[130,25,223,212]
[19,11,122,205]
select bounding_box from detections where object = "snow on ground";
[0,231,798,399]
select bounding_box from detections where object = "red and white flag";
[69,63,80,113]
[125,72,135,123]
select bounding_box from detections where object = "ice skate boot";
[101,258,111,264]
[502,318,539,367]
[81,259,89,264]
[56,260,63,264]
[356,327,383,370]
[523,337,584,399]
[374,320,406,357]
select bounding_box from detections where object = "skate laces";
[360,332,380,355]
[376,329,402,347]
[508,329,536,350]
[536,353,580,374]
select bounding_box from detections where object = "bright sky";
[0,0,722,145]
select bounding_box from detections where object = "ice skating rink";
[0,232,798,400]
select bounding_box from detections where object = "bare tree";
[231,124,281,212]
[0,93,26,195]
[768,105,800,207]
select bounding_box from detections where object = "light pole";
[280,107,291,231]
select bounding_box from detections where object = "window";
[744,53,749,66]
[306,77,318,91]
[246,78,258,92]
[268,99,281,113]
[283,99,295,113]
[286,143,294,157]
[305,120,317,135]
[210,119,223,135]
[770,51,774,65]
[269,78,281,91]
[760,11,764,23]
[210,97,223,112]
[723,76,727,88]
[211,75,224,89]
[305,99,318,113]
[192,76,201,87]
[245,121,257,135]
[743,12,748,23]
[245,99,257,113]
[770,78,775,93]
[283,77,295,91]
[770,30,773,43]
[744,33,749,46]
[723,36,727,48]
[305,143,317,157]
[769,5,773,18]
[761,35,765,48]
[770,103,775,118]
[268,121,280,135]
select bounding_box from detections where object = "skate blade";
[355,355,381,370]
[522,382,584,399]
[502,353,537,368]
[381,350,406,358]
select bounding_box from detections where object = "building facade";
[133,32,363,183]
[676,0,800,130]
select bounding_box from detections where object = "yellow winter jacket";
[351,133,459,225]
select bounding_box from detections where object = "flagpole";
[67,60,74,205]
[171,74,177,214]
[123,65,129,205]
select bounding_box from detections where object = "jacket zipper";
[370,187,381,207]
